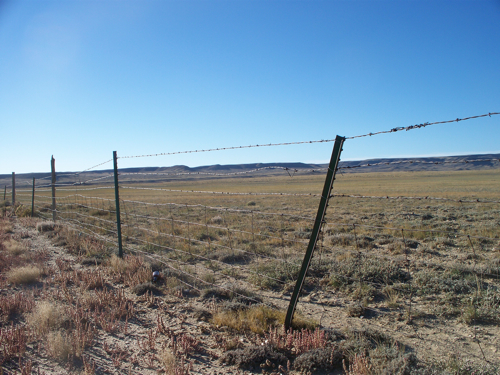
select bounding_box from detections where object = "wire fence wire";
[5,111,500,366]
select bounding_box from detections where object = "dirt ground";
[1,216,500,374]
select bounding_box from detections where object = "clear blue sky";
[1,0,499,174]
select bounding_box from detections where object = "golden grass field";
[3,168,499,374]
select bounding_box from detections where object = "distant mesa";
[1,153,499,185]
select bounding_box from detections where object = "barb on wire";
[347,112,499,139]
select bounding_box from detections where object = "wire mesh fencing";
[3,111,500,367]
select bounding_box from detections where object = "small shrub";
[220,345,288,369]
[0,291,35,323]
[383,286,400,308]
[207,249,249,264]
[294,347,342,372]
[210,215,223,224]
[7,266,41,285]
[265,327,329,355]
[47,331,72,361]
[211,305,315,334]
[133,282,162,296]
[15,205,32,218]
[4,239,25,256]
[329,255,408,292]
[413,268,478,295]
[28,301,67,334]
[0,221,14,234]
[201,283,259,304]
[250,260,300,289]
[159,348,192,374]
[347,304,365,317]
[343,352,370,375]
[80,257,102,266]
[36,221,55,232]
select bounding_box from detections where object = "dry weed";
[7,266,41,285]
[159,349,192,374]
[0,291,35,323]
[211,305,315,334]
[28,301,67,335]
[0,324,32,364]
[343,353,371,375]
[47,331,73,362]
[36,221,55,233]
[3,239,25,256]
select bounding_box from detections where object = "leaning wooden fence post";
[31,178,36,218]
[51,156,56,222]
[113,151,123,258]
[284,135,345,331]
[12,172,15,206]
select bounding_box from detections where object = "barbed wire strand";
[347,112,500,140]
[116,112,498,160]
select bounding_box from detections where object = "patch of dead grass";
[7,266,41,285]
[4,239,25,256]
[211,305,315,334]
[28,301,67,334]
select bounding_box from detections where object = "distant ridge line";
[1,153,499,182]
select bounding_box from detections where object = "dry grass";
[4,167,500,373]
[46,331,73,361]
[0,221,13,234]
[28,301,67,335]
[211,305,316,334]
[7,265,41,285]
[3,239,25,256]
[36,221,55,232]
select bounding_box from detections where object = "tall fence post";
[12,172,15,207]
[284,135,345,331]
[113,151,123,258]
[31,178,36,218]
[51,156,56,222]
[3,185,6,201]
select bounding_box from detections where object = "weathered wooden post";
[51,156,56,222]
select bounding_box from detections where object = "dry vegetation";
[1,168,499,374]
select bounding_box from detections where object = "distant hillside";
[1,154,498,187]
[337,153,500,173]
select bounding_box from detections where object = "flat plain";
[2,168,499,374]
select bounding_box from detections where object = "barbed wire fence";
[3,112,500,366]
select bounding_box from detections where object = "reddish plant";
[264,327,327,355]
[0,323,32,364]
